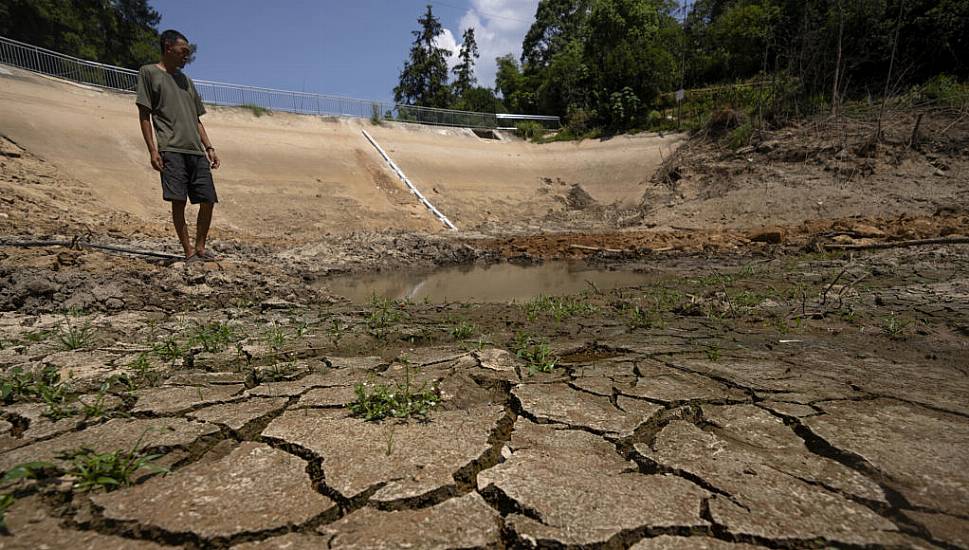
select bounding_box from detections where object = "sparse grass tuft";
[366,295,408,337]
[189,321,236,353]
[881,312,912,340]
[523,295,598,322]
[152,335,185,364]
[239,103,270,117]
[349,365,439,422]
[449,320,476,340]
[126,354,161,387]
[511,332,558,374]
[0,366,74,419]
[59,443,167,492]
[56,317,95,351]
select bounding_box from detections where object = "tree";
[521,0,591,68]
[452,27,479,101]
[393,4,452,108]
[495,54,536,113]
[0,0,162,69]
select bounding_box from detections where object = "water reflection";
[321,262,654,303]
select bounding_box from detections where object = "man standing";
[137,29,221,262]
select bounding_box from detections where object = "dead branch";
[824,237,969,251]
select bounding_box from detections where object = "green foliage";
[0,366,72,420]
[189,321,236,353]
[367,295,408,336]
[152,335,184,363]
[511,332,558,374]
[0,461,54,530]
[348,365,440,421]
[881,312,912,340]
[370,102,383,125]
[452,27,480,100]
[515,121,545,140]
[523,295,598,322]
[239,103,269,117]
[449,320,477,340]
[394,5,452,108]
[56,317,95,351]
[725,120,754,150]
[59,445,167,492]
[503,0,969,136]
[0,0,165,69]
[0,493,13,531]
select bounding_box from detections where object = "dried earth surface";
[1,64,969,548]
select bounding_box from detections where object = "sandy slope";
[0,66,680,240]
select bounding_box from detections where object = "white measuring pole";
[360,129,457,231]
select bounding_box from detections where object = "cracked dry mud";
[1,248,968,549]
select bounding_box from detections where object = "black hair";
[160,29,188,54]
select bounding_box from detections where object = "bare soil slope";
[0,66,680,240]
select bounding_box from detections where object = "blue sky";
[151,0,539,103]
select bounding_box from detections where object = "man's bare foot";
[195,250,219,261]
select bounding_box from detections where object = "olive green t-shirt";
[136,64,206,155]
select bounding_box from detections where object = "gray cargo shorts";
[160,151,218,204]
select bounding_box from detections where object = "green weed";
[0,461,54,531]
[59,443,167,492]
[348,366,439,422]
[1,366,73,419]
[239,103,269,117]
[189,321,236,353]
[367,295,408,336]
[264,322,287,352]
[56,318,95,351]
[705,346,722,362]
[126,354,161,387]
[523,295,598,322]
[449,320,476,340]
[22,330,51,343]
[511,332,558,374]
[881,312,912,340]
[152,335,185,363]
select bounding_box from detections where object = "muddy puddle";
[319,262,657,303]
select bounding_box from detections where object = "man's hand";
[150,150,164,172]
[207,149,221,169]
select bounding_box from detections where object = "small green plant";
[80,381,114,419]
[59,443,168,492]
[625,303,663,329]
[264,322,287,352]
[22,329,51,343]
[56,317,95,351]
[366,295,407,337]
[348,366,440,422]
[515,120,544,140]
[240,103,269,117]
[449,320,476,340]
[126,354,161,387]
[328,318,348,345]
[0,461,54,531]
[881,312,912,340]
[705,346,722,362]
[370,102,383,125]
[189,321,236,353]
[152,335,184,363]
[1,366,74,419]
[511,332,558,374]
[523,295,598,322]
[0,493,14,531]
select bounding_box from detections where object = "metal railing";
[0,35,559,130]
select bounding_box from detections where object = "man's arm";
[197,120,220,169]
[138,105,163,172]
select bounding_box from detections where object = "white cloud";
[434,28,461,71]
[441,0,539,91]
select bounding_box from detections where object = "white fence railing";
[0,35,560,130]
